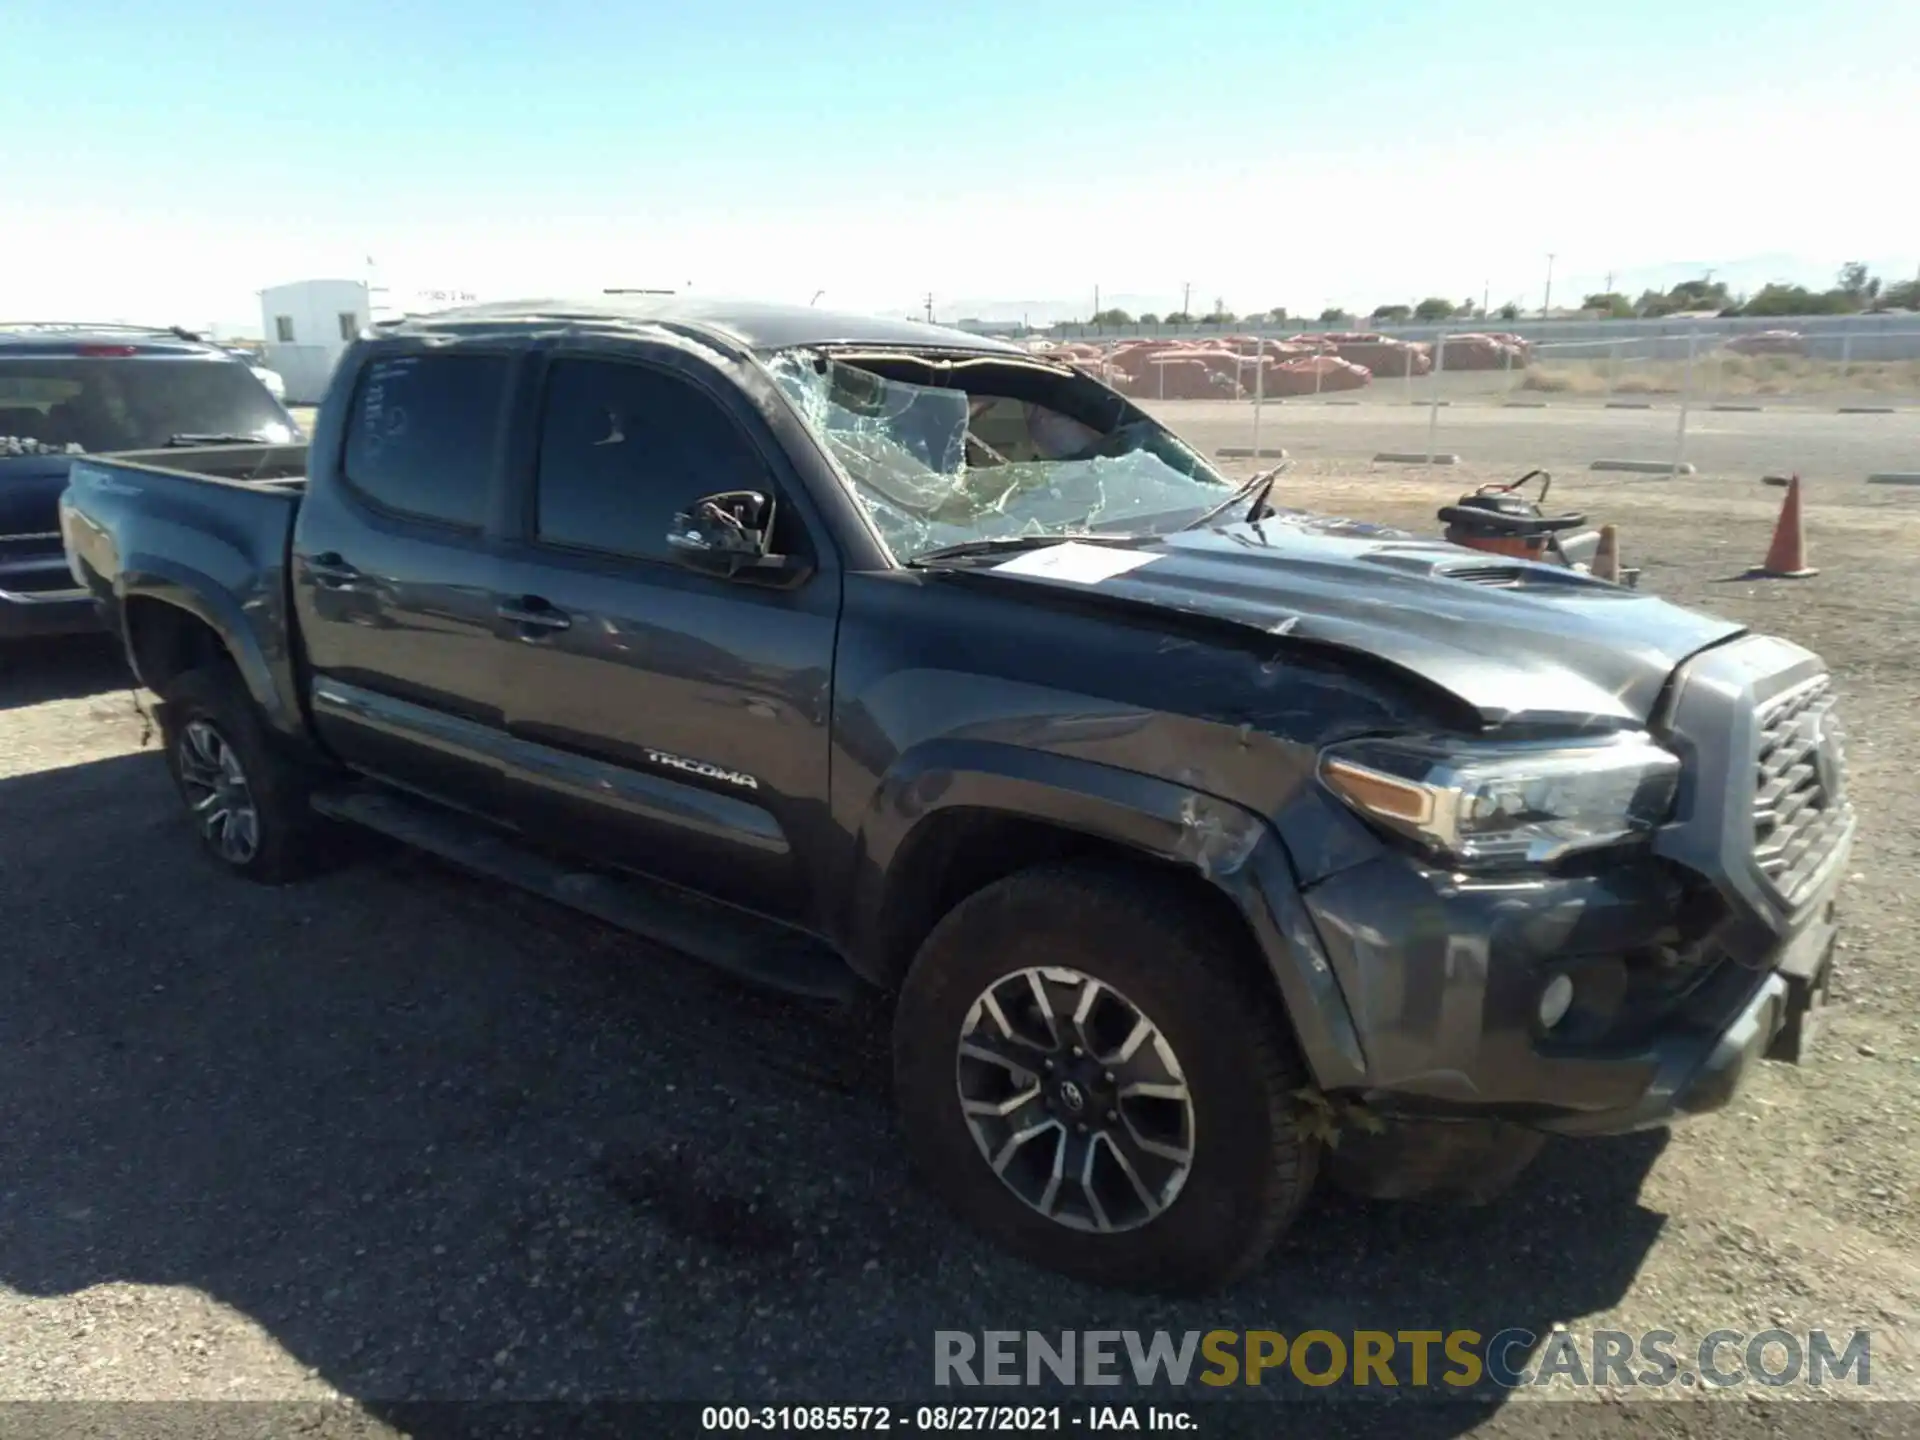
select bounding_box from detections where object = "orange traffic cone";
[1590,524,1622,582]
[1751,473,1817,578]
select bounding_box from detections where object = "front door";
[493,346,840,926]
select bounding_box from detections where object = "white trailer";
[258,280,371,405]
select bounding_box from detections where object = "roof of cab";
[377,295,1029,356]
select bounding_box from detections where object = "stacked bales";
[1287,331,1432,377]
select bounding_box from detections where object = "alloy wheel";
[176,718,261,865]
[955,966,1196,1233]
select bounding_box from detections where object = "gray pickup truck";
[60,296,1853,1294]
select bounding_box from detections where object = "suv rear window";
[0,353,290,455]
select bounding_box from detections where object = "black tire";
[155,661,329,884]
[892,861,1318,1294]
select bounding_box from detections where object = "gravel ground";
[3,460,1918,1437]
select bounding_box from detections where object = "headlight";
[1319,732,1680,870]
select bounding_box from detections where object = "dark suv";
[1,323,299,640]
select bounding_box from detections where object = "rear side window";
[534,358,775,562]
[343,352,510,528]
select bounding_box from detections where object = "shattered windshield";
[767,351,1239,561]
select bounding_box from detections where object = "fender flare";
[845,738,1367,1089]
[118,557,300,737]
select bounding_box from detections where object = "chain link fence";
[1036,315,1920,486]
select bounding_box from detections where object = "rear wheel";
[892,862,1318,1294]
[156,662,329,884]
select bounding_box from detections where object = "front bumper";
[1292,632,1854,1138]
[1301,848,1843,1135]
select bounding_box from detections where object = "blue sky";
[5,0,1916,332]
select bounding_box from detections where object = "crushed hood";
[954,512,1746,728]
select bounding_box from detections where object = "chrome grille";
[1752,675,1852,904]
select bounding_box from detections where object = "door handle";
[496,596,572,632]
[307,552,361,587]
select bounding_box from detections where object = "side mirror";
[667,490,810,582]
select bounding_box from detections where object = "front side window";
[342,351,509,528]
[275,315,296,343]
[534,358,776,563]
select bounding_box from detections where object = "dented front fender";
[845,739,1369,1089]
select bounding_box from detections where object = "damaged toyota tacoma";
[61,298,1854,1294]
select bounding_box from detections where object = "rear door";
[491,341,841,925]
[291,342,524,816]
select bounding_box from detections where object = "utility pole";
[1482,280,1490,317]
[1604,270,1614,297]
[1094,283,1100,320]
[1182,281,1191,318]
[924,292,934,323]
[1542,254,1556,318]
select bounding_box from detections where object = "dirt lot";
[3,456,1919,1435]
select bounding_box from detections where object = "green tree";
[1837,262,1876,305]
[1880,279,1920,311]
[1583,292,1634,318]
[1090,308,1134,326]
[1163,310,1194,325]
[1667,277,1732,312]
[1262,306,1289,324]
[1371,303,1413,322]
[1495,302,1521,321]
[1413,297,1457,321]
[1739,283,1851,317]
[1201,308,1237,326]
[1318,307,1350,325]
[1138,312,1162,325]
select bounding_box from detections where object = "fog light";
[1538,974,1575,1030]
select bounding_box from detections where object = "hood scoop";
[1353,545,1598,591]
[1435,562,1528,587]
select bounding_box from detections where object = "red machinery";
[1438,470,1640,587]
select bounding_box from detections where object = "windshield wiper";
[1181,467,1281,531]
[165,433,271,447]
[906,532,1143,566]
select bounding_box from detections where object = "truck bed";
[96,442,310,488]
[60,444,309,725]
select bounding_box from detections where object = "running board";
[310,785,863,1004]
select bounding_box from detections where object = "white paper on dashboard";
[991,542,1163,585]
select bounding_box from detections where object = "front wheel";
[892,862,1319,1294]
